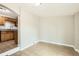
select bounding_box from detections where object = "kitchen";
[0,5,18,53]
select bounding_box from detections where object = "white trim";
[40,40,74,47]
[40,40,79,53]
[74,48,79,53]
[0,47,20,56]
[20,40,39,51]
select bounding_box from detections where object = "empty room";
[0,3,79,56]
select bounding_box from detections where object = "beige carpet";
[0,40,17,53]
[11,42,79,56]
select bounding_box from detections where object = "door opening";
[0,4,18,54]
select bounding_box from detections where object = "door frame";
[0,4,21,55]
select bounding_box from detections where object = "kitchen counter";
[0,24,17,30]
[0,28,17,31]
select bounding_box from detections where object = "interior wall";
[74,12,79,50]
[20,7,40,49]
[40,16,74,46]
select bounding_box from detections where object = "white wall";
[40,16,74,45]
[20,7,40,49]
[74,12,79,50]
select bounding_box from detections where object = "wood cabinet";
[1,31,14,42]
[0,16,18,44]
[0,30,18,44]
[5,17,17,26]
[0,16,17,26]
[0,16,5,25]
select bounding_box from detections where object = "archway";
[0,4,19,54]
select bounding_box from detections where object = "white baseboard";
[74,48,79,53]
[40,40,79,53]
[40,40,74,47]
[0,47,20,56]
[20,40,39,51]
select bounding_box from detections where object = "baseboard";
[74,48,79,53]
[40,40,74,47]
[0,47,20,56]
[40,40,79,53]
[20,40,39,51]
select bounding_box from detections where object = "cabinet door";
[1,31,13,42]
[0,16,5,25]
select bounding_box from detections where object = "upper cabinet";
[0,16,17,27]
[5,17,17,27]
[0,16,5,25]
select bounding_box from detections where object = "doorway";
[0,5,18,54]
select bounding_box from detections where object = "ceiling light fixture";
[35,3,41,6]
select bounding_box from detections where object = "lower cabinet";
[1,31,14,42]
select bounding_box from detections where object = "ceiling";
[25,3,79,17]
[0,5,18,19]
